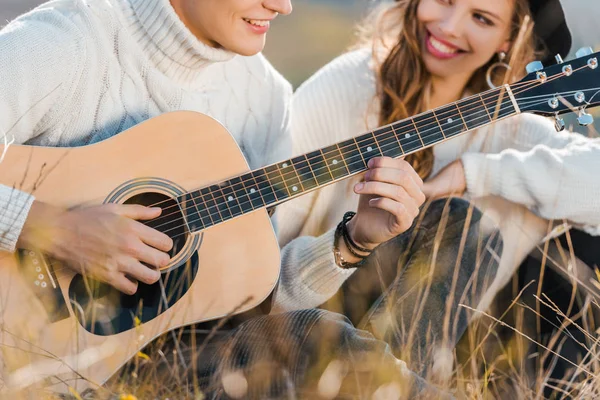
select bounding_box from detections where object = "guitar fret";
[414,113,444,147]
[491,88,517,119]
[219,181,243,217]
[292,155,318,192]
[264,165,290,201]
[252,169,277,205]
[177,192,204,232]
[479,94,493,121]
[212,185,233,220]
[459,97,491,130]
[321,144,349,180]
[436,103,468,139]
[356,132,382,163]
[394,120,420,153]
[201,187,223,225]
[432,110,446,139]
[373,126,403,159]
[278,161,302,195]
[240,172,266,210]
[305,150,334,186]
[410,118,426,147]
[230,177,254,214]
[338,138,366,174]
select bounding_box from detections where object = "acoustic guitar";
[1,49,599,394]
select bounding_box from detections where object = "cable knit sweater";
[279,48,600,258]
[0,0,348,312]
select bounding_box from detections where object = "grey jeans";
[108,198,502,399]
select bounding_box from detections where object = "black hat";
[528,0,572,64]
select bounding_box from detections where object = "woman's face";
[170,0,293,56]
[417,0,515,80]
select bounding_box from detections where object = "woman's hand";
[347,157,426,250]
[17,202,174,295]
[422,160,466,200]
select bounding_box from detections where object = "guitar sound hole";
[68,192,200,336]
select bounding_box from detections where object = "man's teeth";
[244,18,269,27]
[429,36,459,54]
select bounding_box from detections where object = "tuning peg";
[577,110,594,127]
[526,61,544,74]
[554,116,565,132]
[555,54,564,64]
[576,47,594,58]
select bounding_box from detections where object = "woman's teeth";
[243,18,269,27]
[429,35,459,54]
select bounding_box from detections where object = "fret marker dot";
[282,163,288,168]
[292,186,298,192]
[367,146,373,152]
[250,188,256,194]
[332,159,338,165]
[228,196,234,202]
[447,118,453,124]
[405,133,411,139]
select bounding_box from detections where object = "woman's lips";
[425,31,464,60]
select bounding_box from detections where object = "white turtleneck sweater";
[0,0,350,312]
[279,48,600,261]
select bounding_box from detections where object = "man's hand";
[18,202,174,295]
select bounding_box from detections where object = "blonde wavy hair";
[359,0,545,180]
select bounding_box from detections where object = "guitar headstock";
[512,47,600,130]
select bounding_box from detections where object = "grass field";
[2,1,600,399]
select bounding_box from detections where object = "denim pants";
[109,198,502,399]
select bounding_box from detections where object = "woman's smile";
[425,30,466,60]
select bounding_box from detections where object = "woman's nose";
[438,10,464,38]
[264,0,293,16]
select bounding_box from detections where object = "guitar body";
[0,111,281,394]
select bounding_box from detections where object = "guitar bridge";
[17,249,70,323]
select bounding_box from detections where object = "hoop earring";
[486,52,511,89]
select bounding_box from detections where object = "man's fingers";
[120,257,162,285]
[110,273,139,295]
[111,204,163,220]
[133,221,174,253]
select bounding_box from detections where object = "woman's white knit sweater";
[0,0,352,312]
[278,49,600,257]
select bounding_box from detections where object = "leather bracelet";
[333,214,366,269]
[341,212,373,255]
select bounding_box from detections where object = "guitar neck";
[178,85,520,233]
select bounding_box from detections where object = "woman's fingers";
[355,181,420,213]
[362,167,426,205]
[367,157,424,187]
[367,198,416,230]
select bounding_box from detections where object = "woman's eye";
[474,14,493,26]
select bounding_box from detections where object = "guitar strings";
[135,79,544,223]
[158,90,569,238]
[146,68,586,231]
[47,74,591,276]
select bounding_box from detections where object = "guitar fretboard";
[177,86,518,233]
